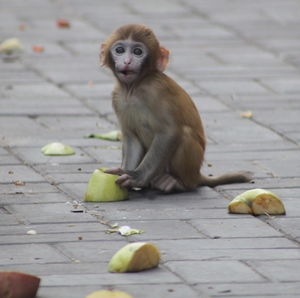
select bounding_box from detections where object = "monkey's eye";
[115,46,125,54]
[133,48,143,56]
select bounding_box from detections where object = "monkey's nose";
[124,57,132,65]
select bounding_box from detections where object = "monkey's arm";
[105,133,144,177]
[121,134,144,171]
[116,132,177,188]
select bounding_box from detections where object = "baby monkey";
[101,24,251,192]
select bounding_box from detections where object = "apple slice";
[108,242,160,273]
[228,188,285,215]
[41,142,75,156]
[86,290,132,298]
[0,271,40,298]
[85,168,128,202]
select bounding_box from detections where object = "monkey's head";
[101,24,169,85]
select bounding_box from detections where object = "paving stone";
[249,260,300,282]
[0,83,70,98]
[0,230,116,244]
[130,0,186,14]
[260,78,300,94]
[220,94,300,111]
[165,260,264,283]
[83,145,122,164]
[0,182,58,195]
[41,267,180,286]
[37,284,201,298]
[196,282,300,297]
[0,192,70,205]
[0,222,106,236]
[116,245,300,262]
[7,202,97,224]
[54,240,130,263]
[1,0,300,296]
[0,97,93,116]
[92,206,248,221]
[11,146,96,164]
[0,155,20,164]
[111,219,203,240]
[190,218,282,238]
[156,237,297,251]
[0,165,45,183]
[0,243,68,265]
[266,217,300,238]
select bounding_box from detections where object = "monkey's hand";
[104,168,146,188]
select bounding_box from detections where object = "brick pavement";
[1,0,300,297]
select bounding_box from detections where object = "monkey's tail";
[198,171,253,187]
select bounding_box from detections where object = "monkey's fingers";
[104,168,125,175]
[116,174,132,188]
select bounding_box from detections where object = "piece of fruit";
[0,38,23,54]
[84,168,128,202]
[32,45,45,52]
[56,19,70,28]
[86,290,133,298]
[0,271,40,298]
[86,130,122,141]
[228,188,285,215]
[41,142,75,156]
[108,242,160,273]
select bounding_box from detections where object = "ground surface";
[1,0,300,297]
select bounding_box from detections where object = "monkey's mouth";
[119,70,135,76]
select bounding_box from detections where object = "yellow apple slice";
[228,188,285,215]
[86,290,133,298]
[84,168,128,202]
[108,242,160,273]
[41,142,75,156]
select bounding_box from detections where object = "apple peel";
[0,271,40,298]
[84,168,128,202]
[86,290,133,298]
[41,142,75,156]
[108,242,160,273]
[86,130,122,141]
[228,188,285,215]
[0,38,23,54]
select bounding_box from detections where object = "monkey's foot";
[151,174,184,193]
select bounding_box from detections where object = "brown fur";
[101,24,252,192]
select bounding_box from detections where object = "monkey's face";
[110,40,148,85]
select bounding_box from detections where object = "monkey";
[100,24,252,193]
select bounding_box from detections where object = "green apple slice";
[86,290,133,298]
[84,168,128,202]
[228,188,285,215]
[41,142,75,156]
[108,242,160,273]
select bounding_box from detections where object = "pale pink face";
[110,40,148,85]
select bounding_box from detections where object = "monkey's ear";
[100,43,106,66]
[157,47,170,72]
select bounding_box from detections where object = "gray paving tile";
[0,243,68,265]
[1,0,300,296]
[165,260,264,283]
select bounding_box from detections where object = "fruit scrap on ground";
[108,242,160,273]
[86,290,133,298]
[0,271,40,298]
[56,19,71,28]
[0,38,23,54]
[86,130,122,141]
[106,225,145,236]
[41,142,75,156]
[228,188,286,215]
[85,168,128,202]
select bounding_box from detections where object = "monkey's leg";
[151,174,185,193]
[170,131,204,190]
